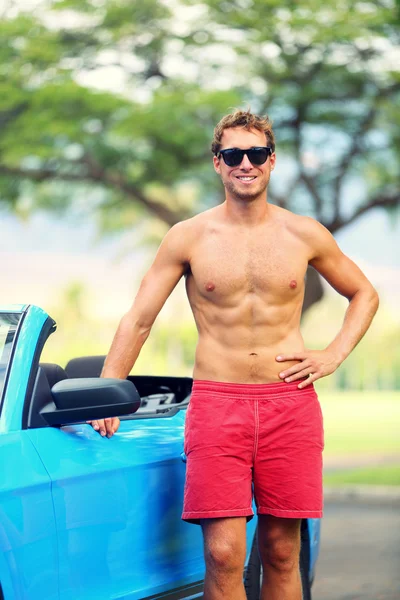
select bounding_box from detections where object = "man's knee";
[260,535,300,574]
[258,516,301,575]
[205,538,245,574]
[202,518,247,576]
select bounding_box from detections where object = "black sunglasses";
[216,146,272,167]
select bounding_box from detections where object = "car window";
[0,312,23,410]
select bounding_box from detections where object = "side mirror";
[40,378,141,426]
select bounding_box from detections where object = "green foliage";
[190,0,400,220]
[302,294,400,390]
[41,281,116,366]
[0,0,398,234]
[324,466,400,486]
[319,390,400,457]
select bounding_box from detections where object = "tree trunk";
[302,266,324,315]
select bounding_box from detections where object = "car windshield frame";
[0,311,24,415]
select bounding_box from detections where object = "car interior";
[25,356,193,429]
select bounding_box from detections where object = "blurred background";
[1,0,399,487]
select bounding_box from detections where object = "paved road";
[312,500,400,600]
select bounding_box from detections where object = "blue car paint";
[308,517,321,581]
[0,430,59,600]
[1,305,50,433]
[27,416,207,600]
[0,304,320,599]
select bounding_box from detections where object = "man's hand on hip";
[276,349,340,388]
[87,417,121,438]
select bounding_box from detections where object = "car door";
[0,307,59,600]
[27,412,205,600]
[19,306,205,600]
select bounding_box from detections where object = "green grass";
[324,465,400,486]
[318,390,400,457]
[318,390,400,486]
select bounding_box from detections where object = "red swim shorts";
[182,379,324,524]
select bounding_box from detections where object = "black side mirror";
[40,378,141,426]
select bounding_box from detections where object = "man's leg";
[258,514,302,600]
[201,517,247,600]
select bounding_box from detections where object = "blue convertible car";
[0,304,321,599]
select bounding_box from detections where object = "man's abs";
[186,270,307,383]
[192,330,305,384]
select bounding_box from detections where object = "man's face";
[213,127,276,202]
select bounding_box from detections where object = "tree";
[1,0,399,307]
[187,0,400,230]
[0,1,232,229]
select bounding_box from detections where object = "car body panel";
[308,517,321,580]
[0,430,58,600]
[1,306,49,433]
[27,415,207,600]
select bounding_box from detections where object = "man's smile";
[235,175,257,183]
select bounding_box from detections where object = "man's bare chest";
[188,233,309,300]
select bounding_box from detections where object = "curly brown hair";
[211,109,275,155]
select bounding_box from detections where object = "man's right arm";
[90,221,190,436]
[102,222,190,379]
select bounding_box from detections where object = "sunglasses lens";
[220,147,270,166]
[247,148,269,165]
[222,149,244,167]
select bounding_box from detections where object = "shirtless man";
[90,110,379,600]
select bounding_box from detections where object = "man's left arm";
[277,220,379,388]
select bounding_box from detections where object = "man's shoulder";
[172,207,219,236]
[272,207,338,264]
[273,206,326,242]
[165,208,218,263]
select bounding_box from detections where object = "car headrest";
[65,356,106,379]
[39,363,68,388]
